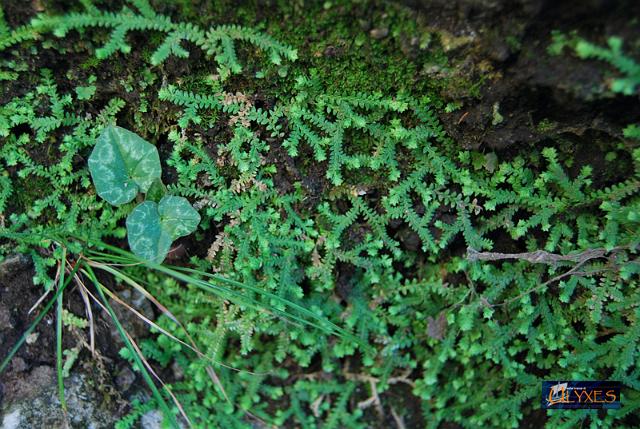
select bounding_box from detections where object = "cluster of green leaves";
[88,125,200,262]
[148,70,640,427]
[281,74,427,186]
[571,36,639,96]
[1,2,640,429]
[0,69,130,287]
[0,0,296,80]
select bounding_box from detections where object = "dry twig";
[466,247,607,265]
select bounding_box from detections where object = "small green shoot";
[88,126,201,263]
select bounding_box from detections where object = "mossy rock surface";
[1,1,639,428]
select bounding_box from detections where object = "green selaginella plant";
[88,125,200,262]
[2,1,640,428]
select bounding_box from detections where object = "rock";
[0,255,30,280]
[25,333,38,345]
[0,306,11,331]
[171,361,184,380]
[4,366,55,402]
[141,410,163,429]
[107,289,153,346]
[115,366,135,392]
[0,370,118,428]
[369,28,389,39]
[1,409,21,429]
[140,410,187,429]
[9,358,26,374]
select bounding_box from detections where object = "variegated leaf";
[88,125,161,205]
[126,196,201,263]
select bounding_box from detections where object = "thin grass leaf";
[170,265,367,347]
[56,248,68,413]
[82,264,182,429]
[86,246,369,350]
[88,259,259,401]
[122,329,192,427]
[87,250,328,328]
[28,288,51,315]
[85,259,178,323]
[74,273,96,354]
[105,265,273,401]
[78,276,193,427]
[97,281,259,406]
[97,283,242,370]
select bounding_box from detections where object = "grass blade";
[56,249,67,413]
[74,273,96,355]
[85,260,178,323]
[86,247,369,350]
[82,264,182,429]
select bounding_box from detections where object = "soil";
[1,0,639,427]
[415,0,640,156]
[0,255,152,427]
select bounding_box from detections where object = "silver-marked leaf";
[157,196,201,240]
[88,125,161,206]
[126,196,201,263]
[126,201,172,263]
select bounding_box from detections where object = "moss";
[11,176,51,215]
[537,118,558,133]
[491,102,504,126]
[8,3,640,428]
[80,56,102,71]
[147,0,455,106]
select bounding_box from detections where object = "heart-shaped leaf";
[88,125,161,205]
[157,196,202,240]
[126,196,201,263]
